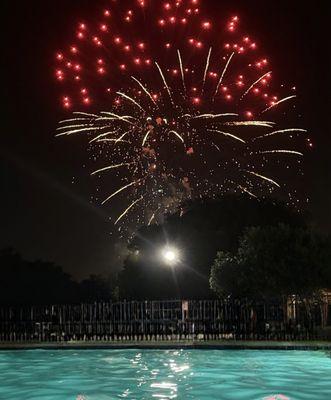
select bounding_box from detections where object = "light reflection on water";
[0,349,330,399]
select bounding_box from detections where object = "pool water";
[0,349,330,399]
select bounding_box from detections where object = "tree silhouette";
[119,195,307,299]
[210,224,331,299]
[0,248,115,305]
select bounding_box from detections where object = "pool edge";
[1,341,331,350]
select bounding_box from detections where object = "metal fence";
[0,300,327,342]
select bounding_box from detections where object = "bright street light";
[161,246,179,266]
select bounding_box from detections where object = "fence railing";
[0,300,327,342]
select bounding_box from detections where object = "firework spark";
[177,50,187,94]
[168,130,185,143]
[261,95,297,114]
[192,113,238,120]
[254,128,307,141]
[241,71,273,99]
[88,130,119,143]
[142,129,154,147]
[91,163,135,176]
[202,47,212,90]
[208,129,246,144]
[244,170,281,188]
[116,91,145,112]
[55,126,104,137]
[223,121,275,128]
[131,76,158,106]
[102,179,142,205]
[115,196,144,225]
[261,150,304,156]
[155,62,174,105]
[214,52,235,99]
[238,185,258,199]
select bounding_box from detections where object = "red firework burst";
[53,0,308,230]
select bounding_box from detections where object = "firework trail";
[253,128,307,141]
[155,62,174,104]
[261,150,304,156]
[207,129,246,144]
[177,50,187,94]
[91,163,135,176]
[115,196,144,225]
[244,170,281,188]
[261,95,297,113]
[202,47,212,91]
[53,0,310,230]
[214,52,234,99]
[241,71,273,99]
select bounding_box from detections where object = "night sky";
[1,0,330,279]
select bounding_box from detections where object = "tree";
[210,224,331,300]
[0,248,80,305]
[79,274,115,302]
[0,248,116,305]
[119,195,307,299]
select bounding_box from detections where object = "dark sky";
[1,0,330,279]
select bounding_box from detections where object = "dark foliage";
[119,195,307,299]
[210,224,331,299]
[0,248,115,305]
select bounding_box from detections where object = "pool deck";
[1,340,331,350]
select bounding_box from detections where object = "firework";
[53,0,310,230]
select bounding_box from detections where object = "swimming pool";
[0,349,330,399]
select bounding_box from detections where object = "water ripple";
[0,350,330,399]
